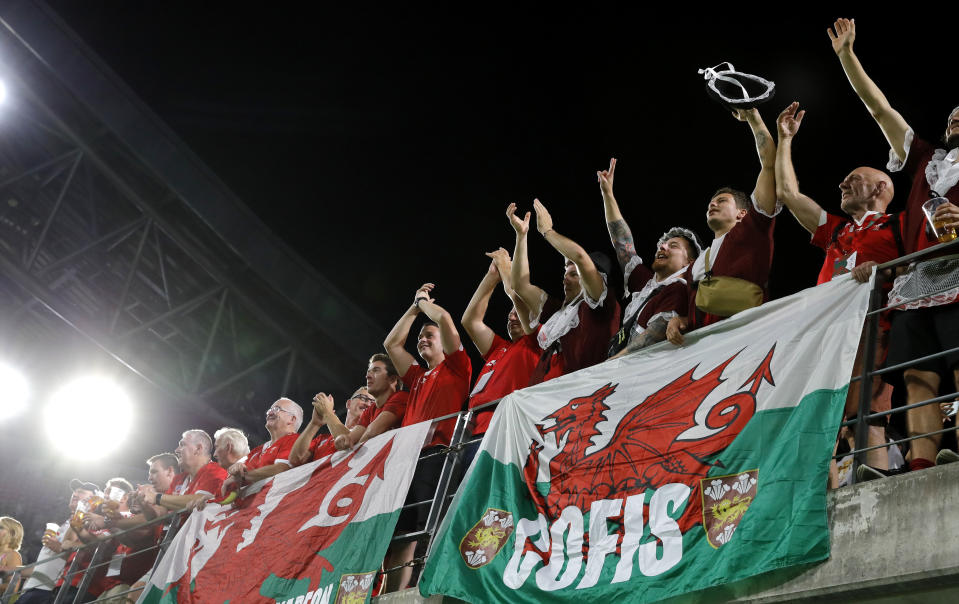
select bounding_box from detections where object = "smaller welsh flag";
[139,421,431,604]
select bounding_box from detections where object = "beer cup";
[922,197,958,243]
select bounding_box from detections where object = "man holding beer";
[829,17,959,471]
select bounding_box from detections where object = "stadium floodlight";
[0,364,29,420]
[0,80,6,105]
[44,376,133,460]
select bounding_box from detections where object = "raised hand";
[485,247,512,279]
[597,158,616,200]
[777,102,806,139]
[731,107,759,122]
[532,198,553,235]
[506,202,531,235]
[827,18,855,55]
[311,393,334,425]
[413,283,435,305]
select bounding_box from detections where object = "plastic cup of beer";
[44,522,59,538]
[922,197,958,243]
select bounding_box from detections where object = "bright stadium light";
[44,376,133,460]
[0,80,7,105]
[0,364,29,420]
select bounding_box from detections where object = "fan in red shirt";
[221,398,303,494]
[461,248,538,466]
[383,282,472,591]
[138,430,226,512]
[290,384,389,467]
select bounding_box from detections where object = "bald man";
[776,102,904,477]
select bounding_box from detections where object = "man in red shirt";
[775,101,903,475]
[461,248,536,464]
[829,17,959,473]
[509,199,620,383]
[145,430,227,510]
[383,282,472,591]
[290,385,382,466]
[221,398,303,493]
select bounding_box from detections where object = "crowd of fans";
[2,18,959,602]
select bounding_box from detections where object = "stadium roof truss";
[0,1,383,431]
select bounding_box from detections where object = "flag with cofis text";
[139,421,431,604]
[420,276,871,603]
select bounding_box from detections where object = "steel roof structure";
[0,1,383,434]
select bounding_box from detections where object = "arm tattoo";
[607,218,638,272]
[625,317,668,353]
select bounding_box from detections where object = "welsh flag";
[420,276,871,603]
[139,421,431,604]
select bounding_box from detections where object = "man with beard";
[775,101,903,476]
[666,107,781,344]
[596,158,701,357]
[828,18,959,473]
[221,398,303,492]
[461,248,536,462]
[508,199,620,383]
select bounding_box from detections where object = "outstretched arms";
[597,158,639,274]
[414,283,462,355]
[775,102,824,234]
[534,198,606,302]
[828,18,910,161]
[487,247,533,334]
[383,300,419,378]
[733,108,778,214]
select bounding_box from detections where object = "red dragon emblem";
[523,345,775,535]
[158,438,396,603]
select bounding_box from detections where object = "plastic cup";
[922,197,958,243]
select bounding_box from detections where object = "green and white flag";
[421,276,871,603]
[140,421,431,604]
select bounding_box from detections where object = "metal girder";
[0,252,237,428]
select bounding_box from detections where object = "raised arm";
[487,247,534,334]
[775,102,824,234]
[383,300,419,378]
[461,260,500,356]
[534,198,605,301]
[414,283,462,354]
[508,203,547,316]
[828,18,910,161]
[597,158,639,274]
[734,108,778,214]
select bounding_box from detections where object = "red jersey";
[401,347,472,447]
[245,432,298,469]
[308,434,336,460]
[170,461,228,497]
[811,212,903,284]
[357,390,409,428]
[468,334,540,435]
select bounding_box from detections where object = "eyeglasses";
[350,394,376,405]
[266,405,296,417]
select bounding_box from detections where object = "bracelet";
[542,228,553,237]
[154,493,163,506]
[414,297,428,306]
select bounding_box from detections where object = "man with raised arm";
[666,108,782,345]
[508,199,620,383]
[597,158,701,358]
[221,398,303,493]
[383,283,472,592]
[461,248,537,462]
[775,101,904,475]
[829,17,959,471]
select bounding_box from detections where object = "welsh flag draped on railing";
[139,421,431,604]
[420,276,871,603]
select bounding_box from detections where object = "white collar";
[851,210,881,226]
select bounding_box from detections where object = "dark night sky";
[5,5,954,520]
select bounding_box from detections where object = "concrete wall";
[375,463,959,603]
